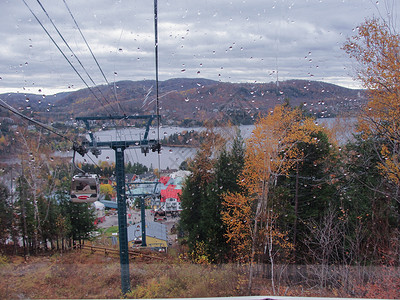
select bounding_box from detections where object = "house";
[157,170,190,214]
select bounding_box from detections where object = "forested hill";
[0,78,366,125]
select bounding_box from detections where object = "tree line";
[0,158,96,256]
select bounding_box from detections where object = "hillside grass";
[0,251,399,299]
[0,251,248,299]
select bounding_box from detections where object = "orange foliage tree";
[222,104,324,293]
[343,18,400,186]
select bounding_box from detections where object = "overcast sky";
[0,0,398,95]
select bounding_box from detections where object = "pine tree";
[179,128,244,263]
[0,183,12,245]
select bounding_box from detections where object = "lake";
[74,118,356,170]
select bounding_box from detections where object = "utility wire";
[62,0,124,113]
[21,0,113,116]
[34,0,118,115]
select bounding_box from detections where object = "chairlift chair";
[70,173,100,203]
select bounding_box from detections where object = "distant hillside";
[0,78,367,125]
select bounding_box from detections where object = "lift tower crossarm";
[76,114,158,150]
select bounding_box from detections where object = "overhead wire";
[28,0,129,165]
[0,98,101,170]
[21,0,159,173]
[33,0,119,115]
[21,0,114,116]
[62,0,124,114]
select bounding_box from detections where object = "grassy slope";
[0,252,246,299]
[1,251,399,299]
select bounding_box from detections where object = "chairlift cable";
[34,0,118,115]
[21,0,113,116]
[72,150,85,173]
[62,0,124,114]
[0,98,96,170]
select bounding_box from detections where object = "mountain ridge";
[0,78,367,125]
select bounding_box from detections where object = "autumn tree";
[222,104,329,293]
[344,17,400,262]
[16,128,54,253]
[100,183,114,200]
[344,17,400,192]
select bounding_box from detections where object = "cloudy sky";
[0,0,397,95]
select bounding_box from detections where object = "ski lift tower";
[76,114,160,294]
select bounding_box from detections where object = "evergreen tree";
[179,146,214,259]
[340,135,399,264]
[202,132,245,262]
[0,183,12,245]
[276,130,339,262]
[180,130,245,263]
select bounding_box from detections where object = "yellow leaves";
[344,18,400,94]
[221,192,253,262]
[221,104,326,262]
[188,241,212,265]
[100,184,114,198]
[345,18,400,186]
[0,135,7,151]
[242,105,321,195]
[378,144,400,185]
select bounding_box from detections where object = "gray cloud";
[0,0,397,95]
